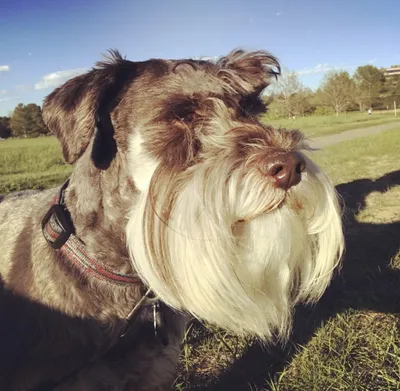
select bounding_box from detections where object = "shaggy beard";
[126,155,344,340]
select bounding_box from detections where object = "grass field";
[1,111,399,195]
[175,128,400,391]
[0,136,72,194]
[262,110,400,138]
[1,116,399,390]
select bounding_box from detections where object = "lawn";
[0,119,399,391]
[0,136,72,194]
[175,128,400,391]
[261,110,400,137]
[1,111,399,195]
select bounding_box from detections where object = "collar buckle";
[41,204,73,249]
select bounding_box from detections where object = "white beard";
[126,154,344,340]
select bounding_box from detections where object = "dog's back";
[0,189,43,203]
[0,189,55,280]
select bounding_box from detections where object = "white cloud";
[34,68,87,90]
[0,65,10,72]
[295,63,357,76]
[0,90,6,95]
[292,63,360,81]
[192,56,219,62]
[276,11,283,16]
[296,63,333,75]
[368,57,378,64]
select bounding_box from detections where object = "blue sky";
[1,0,399,116]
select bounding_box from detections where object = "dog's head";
[43,49,344,340]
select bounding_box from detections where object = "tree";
[353,65,385,110]
[25,104,49,136]
[382,74,400,109]
[36,106,50,136]
[0,116,11,139]
[290,87,315,116]
[271,72,314,118]
[317,71,356,116]
[9,103,49,138]
[391,77,400,106]
[10,103,28,138]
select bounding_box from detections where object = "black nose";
[264,152,306,190]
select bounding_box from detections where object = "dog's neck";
[64,151,137,274]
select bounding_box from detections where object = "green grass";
[176,128,400,391]
[268,312,400,391]
[0,136,72,194]
[310,125,400,184]
[261,110,400,137]
[1,112,399,195]
[1,118,399,391]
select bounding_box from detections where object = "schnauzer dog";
[0,49,344,390]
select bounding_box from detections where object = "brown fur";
[0,48,284,390]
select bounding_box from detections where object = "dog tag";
[153,302,164,335]
[153,302,158,338]
[153,302,168,346]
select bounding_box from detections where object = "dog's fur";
[0,49,344,390]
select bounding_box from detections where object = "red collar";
[42,180,141,286]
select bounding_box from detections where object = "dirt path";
[310,121,400,149]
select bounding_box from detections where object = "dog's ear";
[217,49,281,95]
[42,50,138,167]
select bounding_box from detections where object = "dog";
[0,49,344,390]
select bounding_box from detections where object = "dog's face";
[43,49,344,340]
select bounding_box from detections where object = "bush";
[313,106,334,116]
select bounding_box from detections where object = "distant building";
[384,66,400,77]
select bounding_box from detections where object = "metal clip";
[120,289,158,338]
[154,301,164,337]
[153,301,168,346]
[153,302,158,338]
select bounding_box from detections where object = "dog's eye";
[164,97,199,124]
[173,103,195,123]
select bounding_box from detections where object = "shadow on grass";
[198,170,400,391]
[2,171,399,390]
[0,276,111,390]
